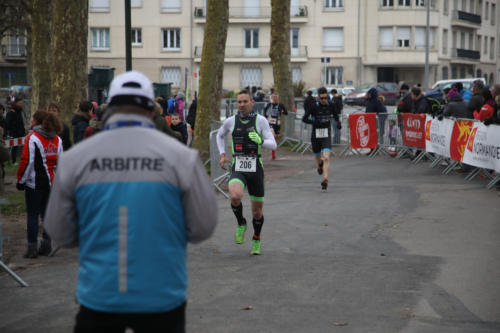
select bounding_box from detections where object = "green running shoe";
[251,239,261,255]
[235,225,247,244]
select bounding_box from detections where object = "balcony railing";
[194,45,308,59]
[452,48,481,59]
[194,6,308,19]
[1,44,26,59]
[452,10,482,25]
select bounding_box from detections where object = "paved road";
[1,154,499,332]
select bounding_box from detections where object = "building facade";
[87,0,500,93]
[0,28,28,88]
[0,0,499,94]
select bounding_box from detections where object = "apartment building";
[0,28,27,87]
[0,0,498,93]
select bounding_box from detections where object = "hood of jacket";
[367,88,378,100]
[33,125,57,139]
[72,111,91,125]
[448,94,464,103]
[89,117,102,130]
[10,105,22,113]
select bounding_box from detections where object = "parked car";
[430,77,485,92]
[344,82,399,106]
[339,87,355,100]
[424,77,486,103]
[303,86,338,100]
[9,85,32,99]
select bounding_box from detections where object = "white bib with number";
[235,156,257,172]
[269,118,277,125]
[315,128,328,138]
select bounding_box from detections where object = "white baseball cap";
[107,71,155,110]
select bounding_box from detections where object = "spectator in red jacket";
[474,89,495,122]
[17,110,63,258]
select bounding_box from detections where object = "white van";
[431,78,486,91]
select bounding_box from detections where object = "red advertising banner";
[402,113,426,149]
[349,113,378,149]
[449,120,473,162]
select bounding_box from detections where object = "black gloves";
[16,182,25,191]
[337,123,342,130]
[484,118,493,126]
[438,115,443,121]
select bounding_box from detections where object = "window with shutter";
[90,28,110,50]
[90,0,109,12]
[162,28,181,50]
[161,67,182,87]
[396,27,410,48]
[292,67,302,83]
[379,27,393,49]
[161,0,181,12]
[240,67,262,88]
[323,28,343,51]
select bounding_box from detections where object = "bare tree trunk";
[26,27,33,87]
[31,0,52,112]
[51,0,88,125]
[193,0,229,161]
[269,0,294,114]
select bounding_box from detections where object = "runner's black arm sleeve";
[331,104,339,122]
[302,106,313,124]
[280,103,288,115]
[263,103,270,118]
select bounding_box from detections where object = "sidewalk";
[1,153,499,332]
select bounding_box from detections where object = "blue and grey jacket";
[44,112,218,313]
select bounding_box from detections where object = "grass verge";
[1,191,25,216]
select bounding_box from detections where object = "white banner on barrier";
[425,115,453,158]
[462,123,500,173]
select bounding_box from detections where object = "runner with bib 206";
[217,90,277,255]
[263,92,288,160]
[302,87,341,190]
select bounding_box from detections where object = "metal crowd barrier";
[211,103,500,192]
[374,113,499,190]
[0,198,28,287]
[209,120,231,198]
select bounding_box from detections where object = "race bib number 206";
[235,156,257,172]
[315,128,328,138]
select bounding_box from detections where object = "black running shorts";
[229,160,265,202]
[270,124,281,135]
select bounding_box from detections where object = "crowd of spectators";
[395,80,500,127]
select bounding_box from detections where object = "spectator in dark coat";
[186,97,197,131]
[47,102,72,151]
[304,90,316,114]
[410,87,429,114]
[6,91,15,106]
[452,82,473,103]
[0,104,6,137]
[365,88,386,114]
[152,102,182,141]
[170,112,188,144]
[365,88,387,144]
[6,97,26,164]
[72,101,92,144]
[467,80,485,116]
[484,96,500,125]
[397,83,412,113]
[490,84,500,102]
[83,104,106,140]
[396,83,412,135]
[443,88,469,118]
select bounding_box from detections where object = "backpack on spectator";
[167,98,177,114]
[425,96,441,116]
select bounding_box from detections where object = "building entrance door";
[377,67,395,82]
